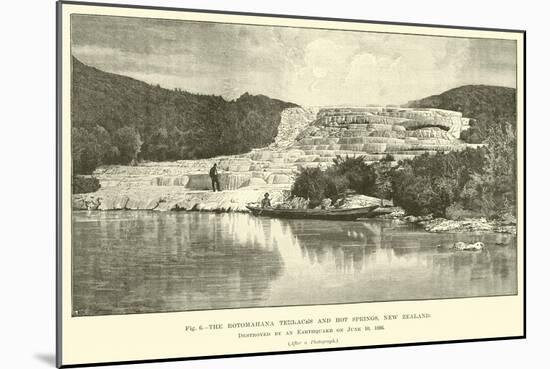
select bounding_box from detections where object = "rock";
[220,173,251,190]
[338,194,388,209]
[171,195,203,211]
[151,176,190,186]
[453,241,467,249]
[397,118,455,131]
[125,196,162,210]
[420,217,513,233]
[369,130,406,139]
[362,143,387,153]
[87,197,100,210]
[320,198,333,209]
[98,195,129,210]
[244,177,267,187]
[154,201,174,212]
[186,174,212,190]
[250,151,273,161]
[266,174,291,184]
[270,107,319,148]
[422,219,461,232]
[417,214,434,222]
[453,241,484,251]
[405,127,453,139]
[72,196,89,210]
[372,206,405,218]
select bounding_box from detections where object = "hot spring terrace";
[73,106,482,211]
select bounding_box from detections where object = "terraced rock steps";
[74,108,318,211]
[269,107,319,148]
[291,107,482,168]
[73,106,482,211]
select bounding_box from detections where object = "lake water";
[72,211,517,316]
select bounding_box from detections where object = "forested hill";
[71,56,298,174]
[405,85,517,143]
[400,85,517,219]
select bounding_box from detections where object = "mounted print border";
[56,1,526,367]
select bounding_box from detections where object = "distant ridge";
[406,85,516,143]
[406,85,515,116]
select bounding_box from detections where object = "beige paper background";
[59,3,524,366]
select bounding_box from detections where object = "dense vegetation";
[404,85,517,218]
[72,175,100,194]
[71,57,297,174]
[291,155,394,208]
[293,85,517,219]
[392,128,515,218]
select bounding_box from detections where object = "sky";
[71,14,517,106]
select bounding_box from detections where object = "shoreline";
[406,216,516,234]
[371,209,516,234]
[73,190,516,234]
[70,100,514,233]
[73,187,291,213]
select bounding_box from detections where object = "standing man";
[209,163,221,192]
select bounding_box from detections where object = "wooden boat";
[246,205,378,221]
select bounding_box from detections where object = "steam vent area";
[74,106,482,211]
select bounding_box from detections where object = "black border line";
[56,1,527,367]
[56,1,63,368]
[522,30,527,340]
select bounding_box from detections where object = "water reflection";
[73,212,517,316]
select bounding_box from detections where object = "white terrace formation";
[288,106,475,168]
[73,106,480,211]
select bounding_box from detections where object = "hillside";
[71,57,298,173]
[406,85,517,143]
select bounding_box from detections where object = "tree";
[462,122,516,218]
[72,127,102,174]
[332,155,376,195]
[90,125,117,164]
[324,169,350,203]
[391,167,440,216]
[291,166,350,208]
[291,167,329,207]
[373,160,393,206]
[113,127,143,164]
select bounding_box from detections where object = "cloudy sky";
[72,15,517,106]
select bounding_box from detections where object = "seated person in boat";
[261,193,272,208]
